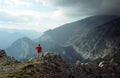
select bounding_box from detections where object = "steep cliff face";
[74,18,120,60]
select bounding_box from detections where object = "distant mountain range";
[0,29,42,49]
[5,15,120,63]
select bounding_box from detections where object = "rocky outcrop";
[6,52,120,78]
[0,51,120,78]
[0,50,19,72]
[29,53,120,78]
[70,61,120,78]
[17,52,70,78]
[0,49,7,57]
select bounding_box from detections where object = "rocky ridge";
[0,50,120,78]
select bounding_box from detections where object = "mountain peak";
[6,37,37,60]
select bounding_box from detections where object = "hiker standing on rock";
[35,44,42,58]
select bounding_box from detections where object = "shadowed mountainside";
[38,15,120,61]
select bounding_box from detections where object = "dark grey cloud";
[43,0,120,17]
[101,0,120,15]
[50,0,102,8]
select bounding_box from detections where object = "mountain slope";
[6,37,83,63]
[40,15,117,45]
[74,18,120,60]
[37,33,83,63]
[38,15,119,61]
[6,37,37,60]
[6,15,120,62]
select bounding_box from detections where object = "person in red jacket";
[35,44,42,58]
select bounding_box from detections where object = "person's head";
[38,44,40,46]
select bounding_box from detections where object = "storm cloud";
[40,0,120,17]
[0,0,120,32]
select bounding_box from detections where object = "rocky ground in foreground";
[0,50,120,78]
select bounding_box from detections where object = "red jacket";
[36,46,42,53]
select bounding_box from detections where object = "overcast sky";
[0,0,120,32]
